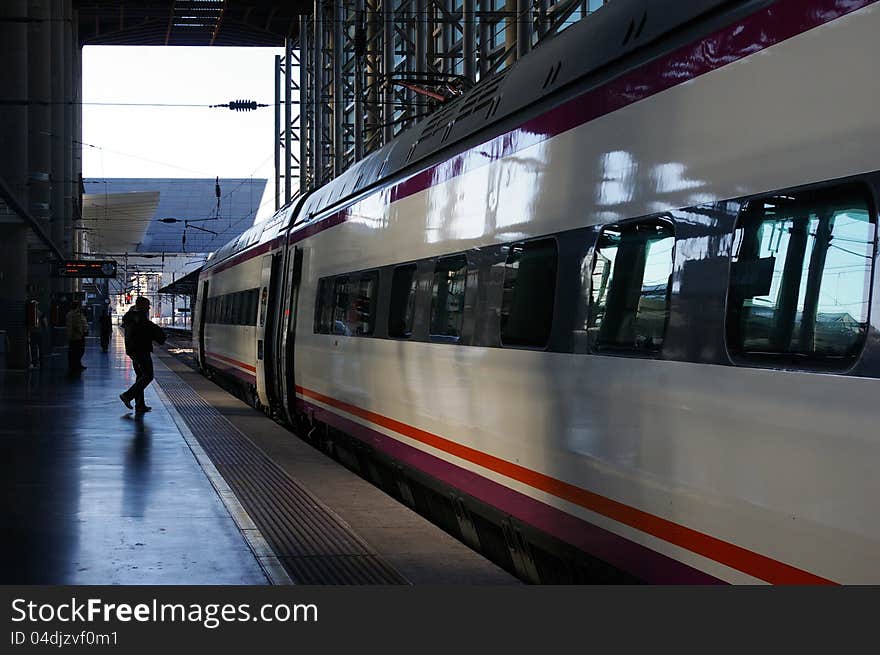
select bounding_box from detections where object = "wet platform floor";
[0,331,268,584]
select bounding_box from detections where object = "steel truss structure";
[276,0,609,205]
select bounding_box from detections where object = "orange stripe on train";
[295,384,834,585]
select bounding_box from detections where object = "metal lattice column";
[283,0,612,196]
[275,40,304,209]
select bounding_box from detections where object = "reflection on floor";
[0,330,267,584]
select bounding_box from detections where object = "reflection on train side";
[727,183,875,369]
[310,179,877,373]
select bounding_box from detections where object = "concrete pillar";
[0,225,30,369]
[0,0,31,369]
[0,0,29,203]
[64,0,75,266]
[50,0,67,271]
[29,0,52,227]
[72,5,83,262]
[28,0,54,316]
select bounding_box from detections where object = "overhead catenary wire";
[9,98,457,109]
[76,137,215,176]
[1,100,269,108]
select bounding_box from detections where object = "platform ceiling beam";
[75,1,308,47]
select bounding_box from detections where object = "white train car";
[194,208,293,407]
[195,0,880,583]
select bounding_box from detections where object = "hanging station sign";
[55,260,118,278]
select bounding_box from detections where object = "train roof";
[204,202,295,267]
[293,0,741,224]
[206,0,753,270]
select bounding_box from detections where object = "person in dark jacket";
[65,301,89,372]
[99,309,112,352]
[118,297,166,414]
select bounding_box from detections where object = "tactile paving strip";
[155,368,407,585]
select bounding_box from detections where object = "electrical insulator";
[228,99,258,112]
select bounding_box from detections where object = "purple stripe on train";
[296,396,724,584]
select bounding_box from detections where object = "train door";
[255,252,283,410]
[280,246,303,424]
[197,279,209,370]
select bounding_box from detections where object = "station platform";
[1,330,517,585]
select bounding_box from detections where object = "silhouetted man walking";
[119,297,166,414]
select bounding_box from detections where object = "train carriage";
[195,0,880,583]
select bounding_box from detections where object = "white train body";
[194,0,880,583]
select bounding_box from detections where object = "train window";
[388,264,417,338]
[232,292,241,325]
[248,288,259,326]
[314,278,334,334]
[238,291,247,325]
[588,219,674,354]
[352,272,379,336]
[430,255,468,339]
[332,276,353,335]
[258,287,268,327]
[501,239,558,347]
[726,183,876,368]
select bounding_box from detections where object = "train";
[192,0,880,583]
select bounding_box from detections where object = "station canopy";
[81,190,160,253]
[157,266,202,297]
[82,178,266,254]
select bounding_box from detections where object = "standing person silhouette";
[119,297,166,414]
[64,301,88,372]
[99,309,112,352]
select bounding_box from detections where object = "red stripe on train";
[205,350,257,373]
[295,384,835,585]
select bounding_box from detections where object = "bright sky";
[82,45,284,222]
